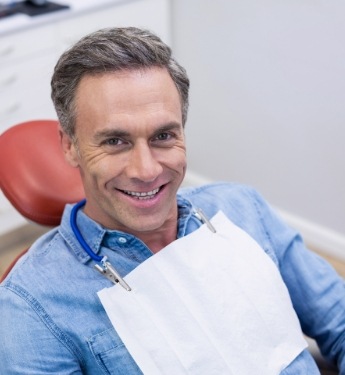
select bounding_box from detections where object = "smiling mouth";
[121,187,161,200]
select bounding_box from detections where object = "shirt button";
[118,237,127,244]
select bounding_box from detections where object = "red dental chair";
[0,119,84,281]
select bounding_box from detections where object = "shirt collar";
[60,195,195,264]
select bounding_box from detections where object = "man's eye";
[155,133,172,141]
[105,138,123,146]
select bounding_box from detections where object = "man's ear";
[60,130,80,168]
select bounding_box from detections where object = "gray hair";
[51,27,190,137]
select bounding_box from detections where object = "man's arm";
[279,235,345,369]
[251,188,345,370]
[0,284,83,374]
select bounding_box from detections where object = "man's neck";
[139,224,178,254]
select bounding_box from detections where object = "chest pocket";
[88,328,143,375]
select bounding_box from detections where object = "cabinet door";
[0,24,55,67]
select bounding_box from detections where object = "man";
[0,27,344,374]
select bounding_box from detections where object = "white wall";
[172,0,345,253]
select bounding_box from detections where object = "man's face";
[62,68,186,239]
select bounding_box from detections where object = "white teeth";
[123,188,160,199]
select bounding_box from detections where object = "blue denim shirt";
[1,182,344,374]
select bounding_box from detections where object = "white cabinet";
[0,24,56,132]
[0,54,56,132]
[0,0,171,235]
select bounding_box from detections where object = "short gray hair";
[51,27,190,137]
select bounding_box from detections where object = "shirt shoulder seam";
[3,281,86,366]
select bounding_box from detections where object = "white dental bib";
[98,211,307,374]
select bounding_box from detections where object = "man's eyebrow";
[93,122,183,141]
[153,122,183,134]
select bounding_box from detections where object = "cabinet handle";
[0,74,17,87]
[1,102,20,116]
[0,45,14,58]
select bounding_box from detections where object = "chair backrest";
[0,120,85,282]
[0,120,84,226]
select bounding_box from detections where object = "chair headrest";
[0,120,84,226]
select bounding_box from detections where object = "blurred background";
[172,0,345,260]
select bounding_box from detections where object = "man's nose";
[126,142,163,182]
